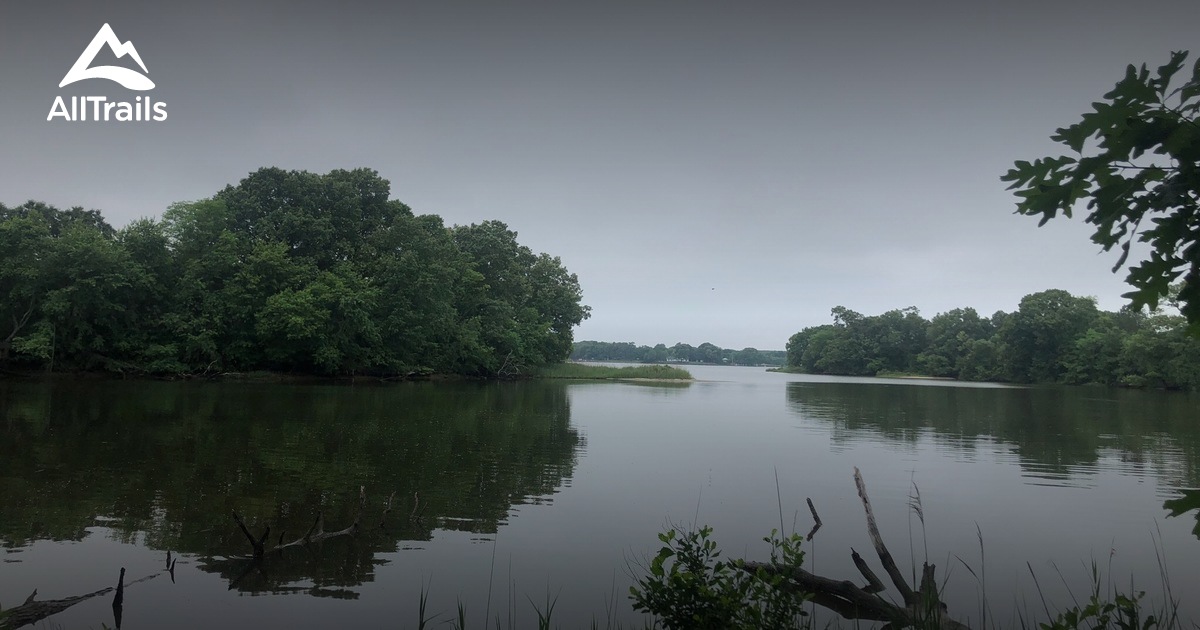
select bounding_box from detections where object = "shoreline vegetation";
[783,290,1200,392]
[627,470,1187,630]
[570,340,786,367]
[766,365,960,382]
[0,363,693,383]
[534,362,693,381]
[0,168,591,380]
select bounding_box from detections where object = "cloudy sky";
[2,1,1197,349]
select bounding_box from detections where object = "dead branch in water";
[226,487,392,590]
[0,586,114,630]
[805,497,822,541]
[740,468,969,629]
[0,565,165,630]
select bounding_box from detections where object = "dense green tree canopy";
[0,168,590,377]
[1003,51,1200,328]
[786,289,1200,390]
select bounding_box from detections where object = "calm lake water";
[2,366,1199,628]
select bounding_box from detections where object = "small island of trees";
[0,167,590,377]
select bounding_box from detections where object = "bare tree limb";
[741,561,907,624]
[855,466,917,606]
[231,511,265,558]
[0,567,166,630]
[737,469,970,630]
[805,497,822,541]
[851,549,886,594]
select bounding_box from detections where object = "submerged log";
[226,487,381,590]
[740,468,969,630]
[0,564,167,630]
[0,586,114,630]
[232,487,369,558]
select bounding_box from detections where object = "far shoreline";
[0,362,696,384]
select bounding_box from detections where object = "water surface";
[1,368,1197,628]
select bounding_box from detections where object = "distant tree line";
[786,289,1200,390]
[571,340,786,366]
[0,167,589,377]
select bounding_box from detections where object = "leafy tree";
[786,326,827,371]
[732,347,764,366]
[30,223,142,370]
[922,307,993,377]
[1003,50,1200,328]
[0,210,51,365]
[527,253,590,363]
[452,220,588,374]
[999,289,1100,382]
[956,338,1005,382]
[570,341,785,366]
[1,202,125,368]
[863,307,928,373]
[1118,313,1200,389]
[1062,325,1125,386]
[696,342,722,364]
[913,352,953,378]
[216,167,336,266]
[783,290,1200,389]
[256,265,382,373]
[1,168,591,377]
[804,307,877,376]
[670,342,696,362]
[114,219,187,373]
[1,200,114,238]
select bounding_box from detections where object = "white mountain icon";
[59,23,155,90]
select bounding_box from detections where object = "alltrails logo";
[47,23,167,122]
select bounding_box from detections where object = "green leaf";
[1052,123,1090,153]
[1151,50,1189,96]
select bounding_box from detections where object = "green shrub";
[629,526,810,630]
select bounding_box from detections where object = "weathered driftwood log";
[740,468,969,630]
[232,486,369,560]
[0,586,114,630]
[0,565,163,630]
[227,487,380,590]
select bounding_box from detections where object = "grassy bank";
[534,363,693,380]
[765,366,804,374]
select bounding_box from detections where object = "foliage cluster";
[571,341,786,366]
[785,289,1200,389]
[630,526,809,630]
[626,524,1183,630]
[1004,50,1200,331]
[0,168,589,377]
[1039,590,1159,630]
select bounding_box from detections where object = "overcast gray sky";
[2,1,1197,349]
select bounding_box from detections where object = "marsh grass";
[415,489,1189,630]
[534,363,693,380]
[1013,526,1185,630]
[419,583,580,630]
[416,564,1188,630]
